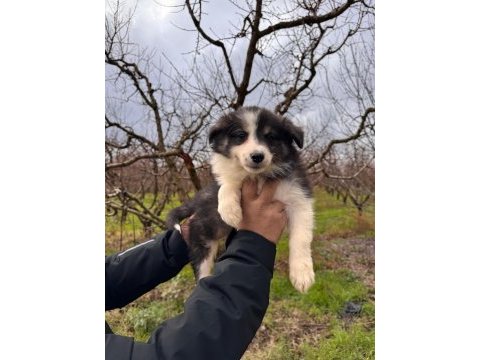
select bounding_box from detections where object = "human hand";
[238,179,287,244]
[180,215,195,245]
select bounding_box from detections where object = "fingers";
[242,178,282,204]
[258,179,280,202]
[270,200,286,213]
[238,179,287,244]
[241,178,258,201]
[180,214,195,245]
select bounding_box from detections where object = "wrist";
[225,230,277,272]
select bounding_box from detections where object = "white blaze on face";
[230,110,273,173]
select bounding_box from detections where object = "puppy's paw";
[289,258,315,293]
[218,200,242,228]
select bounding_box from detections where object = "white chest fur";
[210,153,315,293]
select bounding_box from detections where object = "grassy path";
[106,189,375,359]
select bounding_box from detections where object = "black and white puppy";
[167,106,315,293]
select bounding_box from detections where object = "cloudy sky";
[109,0,245,67]
[106,0,374,144]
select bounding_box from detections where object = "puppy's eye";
[230,131,247,139]
[265,132,278,140]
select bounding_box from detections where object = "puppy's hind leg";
[185,233,206,280]
[286,197,315,293]
[198,241,219,279]
[184,215,223,280]
[188,239,219,280]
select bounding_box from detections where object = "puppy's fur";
[167,106,315,293]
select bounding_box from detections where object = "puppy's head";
[209,107,304,175]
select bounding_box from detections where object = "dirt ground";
[317,236,375,289]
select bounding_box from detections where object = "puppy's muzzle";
[250,152,265,164]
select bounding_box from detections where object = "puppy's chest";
[272,180,310,207]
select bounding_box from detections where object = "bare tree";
[105,0,219,238]
[105,0,375,245]
[304,19,375,207]
[182,0,374,112]
[182,0,375,187]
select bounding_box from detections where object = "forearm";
[105,230,190,311]
[106,230,276,360]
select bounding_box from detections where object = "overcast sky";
[112,0,244,66]
[106,0,374,144]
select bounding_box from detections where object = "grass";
[300,324,375,360]
[105,188,375,359]
[313,189,375,239]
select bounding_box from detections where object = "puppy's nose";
[251,152,265,164]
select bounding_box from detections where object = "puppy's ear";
[208,125,221,146]
[208,119,228,148]
[209,113,235,147]
[283,118,304,149]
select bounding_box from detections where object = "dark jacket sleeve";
[105,230,190,311]
[105,230,276,360]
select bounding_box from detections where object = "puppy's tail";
[166,201,195,232]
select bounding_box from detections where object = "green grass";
[313,189,374,239]
[301,323,375,360]
[124,300,184,341]
[270,269,371,315]
[105,188,375,359]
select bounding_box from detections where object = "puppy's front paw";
[289,258,315,293]
[218,200,242,228]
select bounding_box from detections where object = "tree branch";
[105,115,158,150]
[308,107,375,170]
[258,0,358,37]
[233,0,263,108]
[185,0,239,90]
[106,150,180,170]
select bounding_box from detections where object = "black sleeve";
[105,230,190,311]
[105,230,276,360]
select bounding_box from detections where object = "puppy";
[167,106,315,293]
